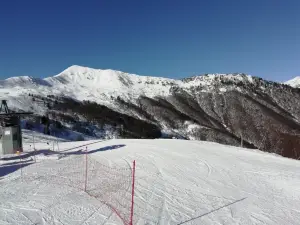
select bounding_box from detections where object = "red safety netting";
[20,150,135,225]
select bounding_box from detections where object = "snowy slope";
[1,139,300,224]
[285,76,300,88]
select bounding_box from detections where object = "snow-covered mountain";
[44,65,179,103]
[0,65,278,107]
[285,76,300,88]
[0,65,259,114]
[0,66,261,108]
[0,65,180,112]
[1,65,300,159]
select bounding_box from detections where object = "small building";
[0,123,23,155]
[0,100,32,156]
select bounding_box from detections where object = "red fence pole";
[130,160,136,225]
[84,146,88,192]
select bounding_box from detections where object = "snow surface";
[1,136,300,225]
[285,77,300,88]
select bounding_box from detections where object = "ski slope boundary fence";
[16,146,137,225]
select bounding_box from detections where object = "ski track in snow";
[1,136,300,225]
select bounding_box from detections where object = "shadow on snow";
[0,159,34,177]
[0,144,126,177]
[1,144,126,161]
[176,197,247,225]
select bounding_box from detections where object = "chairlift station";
[0,100,32,155]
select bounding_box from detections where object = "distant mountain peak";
[0,76,50,87]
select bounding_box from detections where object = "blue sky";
[1,0,300,81]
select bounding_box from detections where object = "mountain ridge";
[1,65,300,159]
[2,65,296,92]
[2,65,298,89]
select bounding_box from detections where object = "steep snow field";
[1,135,300,225]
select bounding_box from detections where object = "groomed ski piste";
[1,132,300,225]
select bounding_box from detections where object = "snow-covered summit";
[47,65,176,87]
[285,76,300,88]
[43,65,179,104]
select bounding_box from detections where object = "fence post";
[84,146,88,192]
[57,141,60,152]
[32,132,35,149]
[20,157,23,181]
[16,151,23,181]
[130,160,136,225]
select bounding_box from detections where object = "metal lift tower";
[0,100,32,155]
